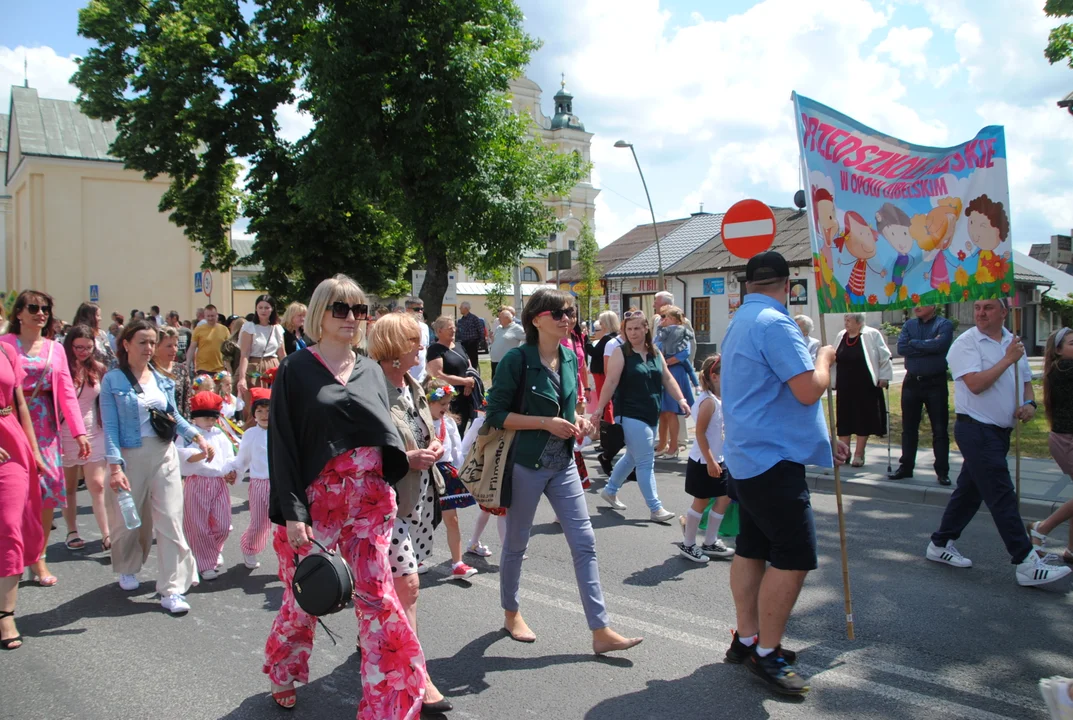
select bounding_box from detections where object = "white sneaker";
[926,541,972,568]
[1039,676,1073,720]
[118,573,139,591]
[243,553,261,569]
[201,568,219,581]
[416,562,431,575]
[161,594,190,614]
[465,542,492,558]
[1017,550,1073,587]
[600,489,626,510]
[678,543,710,563]
[650,508,675,523]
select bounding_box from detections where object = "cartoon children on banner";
[964,194,1011,285]
[812,186,840,295]
[875,203,914,302]
[834,211,886,305]
[911,198,962,295]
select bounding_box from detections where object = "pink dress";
[0,344,41,576]
[61,381,105,466]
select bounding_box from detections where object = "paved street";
[4,466,1070,720]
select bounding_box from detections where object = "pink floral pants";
[263,448,427,720]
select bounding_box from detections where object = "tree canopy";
[73,0,587,311]
[1045,0,1073,68]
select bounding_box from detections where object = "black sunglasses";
[538,307,577,321]
[331,302,369,319]
[26,303,52,316]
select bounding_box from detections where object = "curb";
[586,451,1060,520]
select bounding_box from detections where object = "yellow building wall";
[232,289,264,318]
[7,159,233,323]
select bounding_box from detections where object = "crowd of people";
[2,256,1073,718]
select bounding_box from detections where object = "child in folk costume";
[679,355,735,564]
[424,377,478,581]
[230,387,271,569]
[215,370,245,422]
[178,392,237,580]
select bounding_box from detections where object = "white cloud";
[874,26,934,79]
[0,46,80,112]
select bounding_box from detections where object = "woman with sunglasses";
[264,275,430,717]
[426,315,477,435]
[236,294,286,421]
[1,291,91,586]
[485,288,642,654]
[589,310,689,523]
[59,326,110,552]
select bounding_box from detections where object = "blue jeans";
[605,416,663,512]
[501,462,609,630]
[931,418,1032,564]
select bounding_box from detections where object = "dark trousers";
[490,361,498,383]
[899,373,950,475]
[931,419,1032,564]
[461,339,480,370]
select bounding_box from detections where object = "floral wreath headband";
[427,384,456,402]
[213,371,231,383]
[192,375,213,390]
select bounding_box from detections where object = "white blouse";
[241,322,283,358]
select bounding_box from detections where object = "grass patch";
[827,380,1051,459]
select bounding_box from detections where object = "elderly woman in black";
[485,288,641,654]
[264,274,431,718]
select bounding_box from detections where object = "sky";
[2,0,1072,253]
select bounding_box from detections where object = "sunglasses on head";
[537,307,576,321]
[330,302,368,319]
[26,303,51,316]
[623,311,644,319]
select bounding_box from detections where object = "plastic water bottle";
[117,490,141,530]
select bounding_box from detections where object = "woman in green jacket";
[484,288,642,655]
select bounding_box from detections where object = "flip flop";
[65,531,85,550]
[33,575,58,587]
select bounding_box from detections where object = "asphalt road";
[3,468,1069,720]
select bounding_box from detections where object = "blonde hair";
[661,305,685,322]
[281,302,307,333]
[306,274,367,345]
[597,310,620,335]
[367,312,420,362]
[431,315,454,335]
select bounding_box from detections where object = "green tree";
[574,222,604,322]
[293,0,587,319]
[1045,0,1073,67]
[484,267,512,317]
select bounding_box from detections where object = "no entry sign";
[721,199,776,260]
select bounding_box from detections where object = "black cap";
[745,251,790,282]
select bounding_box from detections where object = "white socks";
[469,510,492,548]
[739,634,757,647]
[704,512,724,546]
[683,509,703,547]
[757,646,775,657]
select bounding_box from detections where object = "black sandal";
[0,611,23,650]
[65,531,85,550]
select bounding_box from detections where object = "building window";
[569,240,576,251]
[521,266,540,282]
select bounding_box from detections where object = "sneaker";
[1039,676,1073,720]
[161,593,190,615]
[600,489,627,510]
[449,563,478,581]
[466,542,492,558]
[725,632,799,665]
[926,541,972,568]
[118,573,139,591]
[243,553,261,569]
[747,648,810,696]
[201,568,219,581]
[416,562,431,575]
[701,539,735,559]
[1017,550,1073,587]
[678,543,710,563]
[650,508,675,523]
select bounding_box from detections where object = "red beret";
[190,392,224,418]
[250,387,271,406]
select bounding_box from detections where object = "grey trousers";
[501,461,610,631]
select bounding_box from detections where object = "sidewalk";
[586,445,1071,520]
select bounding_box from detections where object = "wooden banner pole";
[819,317,856,640]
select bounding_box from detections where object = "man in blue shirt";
[891,306,954,485]
[721,251,848,697]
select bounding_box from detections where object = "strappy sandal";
[101,536,111,551]
[0,611,23,650]
[850,455,865,467]
[271,685,296,710]
[65,531,85,550]
[33,574,58,587]
[1027,521,1048,546]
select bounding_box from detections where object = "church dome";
[551,78,585,131]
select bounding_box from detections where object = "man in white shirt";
[926,298,1070,586]
[405,297,430,382]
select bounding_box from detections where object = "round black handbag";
[292,539,355,617]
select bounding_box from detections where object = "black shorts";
[684,458,729,499]
[730,461,817,571]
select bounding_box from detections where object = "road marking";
[427,559,1039,718]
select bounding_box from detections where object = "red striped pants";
[182,474,231,573]
[240,477,271,556]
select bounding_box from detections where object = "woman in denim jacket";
[100,320,213,615]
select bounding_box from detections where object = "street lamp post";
[615,140,664,290]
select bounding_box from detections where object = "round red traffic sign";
[202,270,213,299]
[721,199,776,260]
